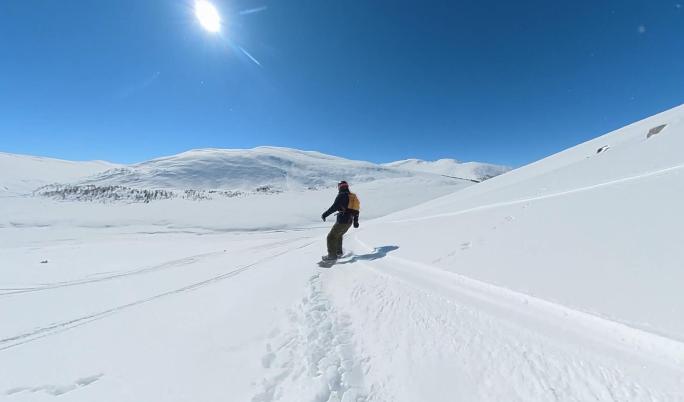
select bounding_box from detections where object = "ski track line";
[0,236,312,297]
[0,240,316,352]
[252,273,367,402]
[391,162,684,223]
[352,236,684,373]
[329,258,683,402]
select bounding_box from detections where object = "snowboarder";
[321,181,360,261]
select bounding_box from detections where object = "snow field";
[0,228,325,401]
[0,176,470,232]
[2,221,683,401]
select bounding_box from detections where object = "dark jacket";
[323,189,360,225]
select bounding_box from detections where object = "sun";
[195,0,221,33]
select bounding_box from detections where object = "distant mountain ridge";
[72,147,510,192]
[79,147,415,192]
[383,158,511,182]
[1,147,509,195]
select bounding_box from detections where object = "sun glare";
[195,0,221,33]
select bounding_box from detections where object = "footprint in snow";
[251,274,366,402]
[6,373,103,396]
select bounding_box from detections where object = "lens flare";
[195,0,221,33]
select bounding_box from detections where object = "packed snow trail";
[312,237,684,401]
[347,238,684,370]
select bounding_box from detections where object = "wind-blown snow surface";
[383,158,510,181]
[2,106,684,401]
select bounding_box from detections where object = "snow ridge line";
[0,240,316,352]
[252,273,367,402]
[352,237,684,372]
[0,237,312,296]
[390,162,684,223]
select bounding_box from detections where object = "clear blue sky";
[1,0,683,167]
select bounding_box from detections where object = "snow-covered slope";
[384,158,510,181]
[0,152,117,195]
[311,105,684,400]
[81,147,418,192]
[362,103,684,340]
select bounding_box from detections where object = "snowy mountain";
[383,158,511,181]
[0,147,480,230]
[77,147,408,192]
[0,152,117,195]
[79,147,490,192]
[1,147,507,200]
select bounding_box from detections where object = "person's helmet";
[337,180,349,190]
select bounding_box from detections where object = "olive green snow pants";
[326,223,352,257]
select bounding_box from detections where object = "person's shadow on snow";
[337,245,399,264]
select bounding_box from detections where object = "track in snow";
[314,236,684,401]
[252,273,367,402]
[0,239,316,352]
[0,236,313,296]
[392,162,684,224]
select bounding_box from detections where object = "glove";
[353,221,359,228]
[321,213,327,222]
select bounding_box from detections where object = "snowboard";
[317,252,353,268]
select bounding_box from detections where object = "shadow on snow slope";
[336,246,399,265]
